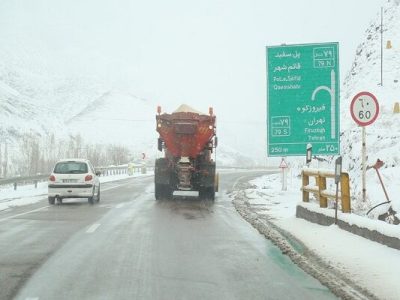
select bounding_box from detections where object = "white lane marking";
[86,223,101,233]
[102,182,135,192]
[0,206,49,223]
[25,297,39,300]
[116,203,125,209]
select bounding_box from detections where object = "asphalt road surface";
[0,171,337,300]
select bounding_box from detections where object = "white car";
[48,158,101,204]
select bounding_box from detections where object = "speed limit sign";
[350,91,379,126]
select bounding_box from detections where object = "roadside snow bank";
[230,173,377,300]
[231,172,400,300]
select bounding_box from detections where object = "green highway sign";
[266,42,340,157]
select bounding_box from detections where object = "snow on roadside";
[241,172,400,300]
[0,182,48,212]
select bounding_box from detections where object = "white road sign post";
[350,91,379,202]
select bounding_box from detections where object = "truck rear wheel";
[164,186,173,200]
[155,183,162,200]
[207,187,215,201]
[199,187,215,201]
[155,184,173,200]
[208,187,215,201]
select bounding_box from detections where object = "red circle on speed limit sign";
[350,91,379,126]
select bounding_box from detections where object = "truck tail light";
[85,175,93,181]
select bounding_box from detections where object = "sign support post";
[334,156,342,224]
[350,91,380,202]
[362,127,367,201]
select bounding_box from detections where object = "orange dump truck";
[155,104,218,200]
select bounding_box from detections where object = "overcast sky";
[0,0,385,158]
[0,0,384,109]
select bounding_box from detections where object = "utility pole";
[380,6,383,86]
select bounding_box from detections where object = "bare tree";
[0,143,2,177]
[19,134,32,175]
[74,134,83,158]
[29,138,40,175]
[11,132,132,177]
[18,133,40,175]
[48,133,57,171]
[67,136,75,158]
[3,142,8,177]
[107,145,130,165]
[87,144,104,166]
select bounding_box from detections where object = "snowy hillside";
[0,79,51,136]
[341,0,400,217]
[67,89,157,158]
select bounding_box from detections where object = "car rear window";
[53,162,88,174]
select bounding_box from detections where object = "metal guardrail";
[0,174,49,190]
[0,165,267,191]
[301,168,351,213]
[0,174,49,185]
[0,164,148,190]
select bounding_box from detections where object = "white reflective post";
[306,143,312,166]
[281,168,287,191]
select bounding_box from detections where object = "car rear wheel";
[88,187,95,204]
[96,187,101,203]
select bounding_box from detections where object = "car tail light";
[49,175,56,181]
[85,174,93,181]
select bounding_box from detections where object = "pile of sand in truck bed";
[173,104,206,115]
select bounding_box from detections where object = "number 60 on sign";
[350,91,379,127]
